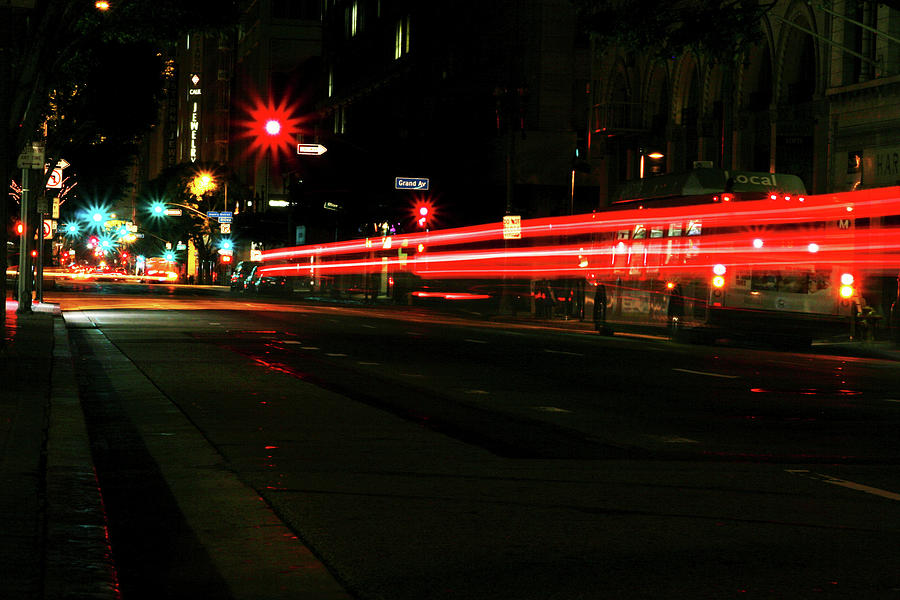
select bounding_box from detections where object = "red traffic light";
[15,222,23,235]
[413,199,434,228]
[221,254,233,263]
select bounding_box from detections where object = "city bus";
[259,171,900,345]
[581,170,899,345]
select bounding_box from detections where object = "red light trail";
[259,187,900,282]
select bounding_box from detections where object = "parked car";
[230,261,261,291]
[254,274,289,296]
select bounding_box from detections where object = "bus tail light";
[712,264,726,289]
[839,273,854,299]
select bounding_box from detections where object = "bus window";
[686,219,702,236]
[650,226,664,239]
[808,270,831,292]
[779,273,808,294]
[617,229,630,240]
[751,272,778,291]
[633,224,647,239]
[668,223,682,237]
[751,270,829,294]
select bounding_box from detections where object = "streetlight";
[188,171,217,197]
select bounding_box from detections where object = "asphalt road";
[48,283,900,599]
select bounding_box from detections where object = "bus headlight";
[840,285,854,299]
[712,276,725,289]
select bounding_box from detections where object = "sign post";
[16,142,44,314]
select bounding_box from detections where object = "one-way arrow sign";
[297,143,327,156]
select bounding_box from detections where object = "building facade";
[139,1,900,239]
[585,1,900,203]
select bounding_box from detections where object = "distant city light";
[95,1,110,10]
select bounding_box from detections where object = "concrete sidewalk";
[1,299,117,600]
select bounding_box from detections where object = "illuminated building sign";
[189,74,201,163]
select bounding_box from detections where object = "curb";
[44,316,118,600]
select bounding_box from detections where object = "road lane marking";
[301,346,320,350]
[886,399,900,403]
[672,368,739,379]
[786,470,900,502]
[533,406,572,413]
[463,389,490,395]
[282,340,302,344]
[357,361,380,366]
[464,338,488,344]
[543,349,584,357]
[325,353,348,357]
[361,324,377,329]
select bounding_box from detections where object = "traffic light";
[413,199,434,228]
[265,119,282,135]
[221,254,233,263]
[16,222,23,235]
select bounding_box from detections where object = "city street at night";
[37,283,900,599]
[7,2,900,599]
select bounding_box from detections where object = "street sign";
[323,201,340,211]
[164,208,182,216]
[297,143,327,156]
[395,177,430,191]
[43,220,53,239]
[207,211,220,219]
[47,168,63,189]
[16,142,45,169]
[220,223,231,234]
[218,211,233,223]
[503,215,522,240]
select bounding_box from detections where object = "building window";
[346,1,359,37]
[394,15,410,59]
[334,106,347,135]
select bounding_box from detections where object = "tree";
[1,0,238,329]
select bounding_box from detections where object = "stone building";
[582,1,900,202]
